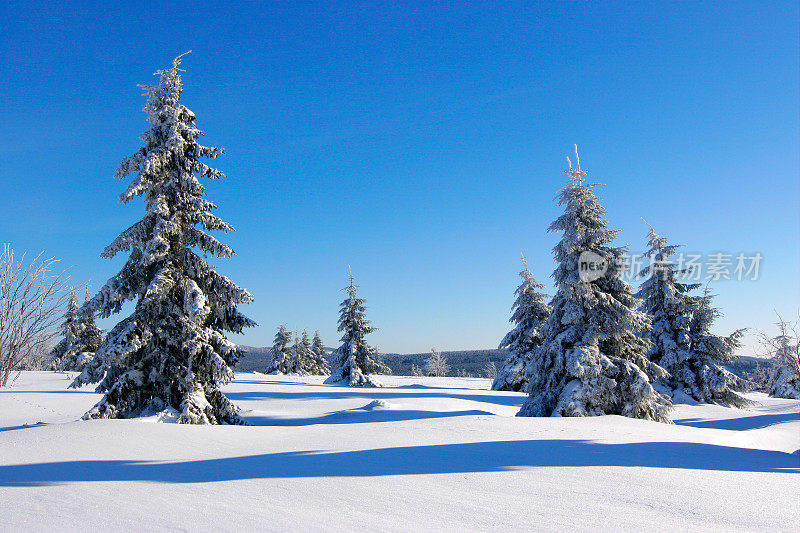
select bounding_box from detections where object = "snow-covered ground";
[1,372,798,532]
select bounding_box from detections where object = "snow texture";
[1,371,798,531]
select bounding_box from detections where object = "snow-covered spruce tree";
[50,289,104,372]
[517,146,671,422]
[70,53,255,424]
[764,318,800,399]
[324,269,390,386]
[294,330,315,375]
[266,324,293,374]
[636,225,750,407]
[75,290,104,368]
[681,287,749,405]
[492,254,551,391]
[308,330,331,375]
[49,289,80,370]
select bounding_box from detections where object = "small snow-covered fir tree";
[424,348,449,377]
[308,330,331,375]
[324,268,390,386]
[49,290,80,370]
[70,53,255,424]
[636,225,750,407]
[50,289,104,372]
[492,254,551,391]
[290,330,312,375]
[761,317,799,399]
[517,146,671,422]
[266,324,293,374]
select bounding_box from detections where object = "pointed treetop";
[520,252,528,271]
[347,265,355,287]
[564,144,588,186]
[172,50,192,70]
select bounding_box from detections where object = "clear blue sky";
[1,1,798,354]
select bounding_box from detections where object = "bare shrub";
[0,244,72,386]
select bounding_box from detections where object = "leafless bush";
[758,312,800,380]
[0,244,72,386]
[425,348,450,377]
[482,360,498,380]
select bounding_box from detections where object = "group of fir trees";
[264,269,391,385]
[494,147,750,421]
[51,54,763,426]
[61,50,390,424]
[266,325,330,376]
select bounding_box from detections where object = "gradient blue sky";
[1,1,798,354]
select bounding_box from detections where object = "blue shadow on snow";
[1,439,797,486]
[242,408,494,426]
[674,411,800,431]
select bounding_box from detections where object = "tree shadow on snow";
[1,439,797,486]
[674,412,800,431]
[0,422,48,433]
[241,408,495,426]
[225,389,526,408]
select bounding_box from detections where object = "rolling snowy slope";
[1,372,798,531]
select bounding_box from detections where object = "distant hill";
[235,344,508,377]
[236,343,771,382]
[235,345,336,373]
[381,349,508,377]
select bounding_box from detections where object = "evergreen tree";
[308,330,331,375]
[325,268,390,386]
[266,324,294,374]
[518,147,671,422]
[70,53,255,424]
[49,290,80,371]
[77,289,104,363]
[492,254,551,391]
[294,330,314,375]
[51,289,104,372]
[636,225,750,407]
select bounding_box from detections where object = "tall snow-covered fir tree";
[50,289,104,372]
[636,225,750,407]
[492,254,551,391]
[517,146,671,422]
[70,53,255,424]
[266,324,293,374]
[325,269,390,386]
